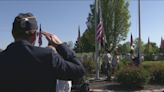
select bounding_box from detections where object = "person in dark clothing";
[0,12,85,92]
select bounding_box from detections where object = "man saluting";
[0,12,85,92]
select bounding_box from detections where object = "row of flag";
[130,33,151,48]
[75,0,150,52]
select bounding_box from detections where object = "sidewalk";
[89,77,164,92]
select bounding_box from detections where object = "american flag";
[38,24,42,47]
[96,16,104,44]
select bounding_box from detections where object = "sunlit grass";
[142,61,164,66]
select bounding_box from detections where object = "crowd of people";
[101,48,120,80]
[102,44,141,80]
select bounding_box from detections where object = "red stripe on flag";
[96,20,104,43]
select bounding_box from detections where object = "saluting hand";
[42,32,62,47]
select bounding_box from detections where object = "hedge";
[116,65,150,88]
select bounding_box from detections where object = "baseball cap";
[12,12,38,35]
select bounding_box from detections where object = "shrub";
[143,61,164,85]
[73,53,95,86]
[144,55,154,61]
[149,65,164,85]
[116,66,149,88]
[82,59,96,74]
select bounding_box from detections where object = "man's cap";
[12,12,38,34]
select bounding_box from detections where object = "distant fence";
[151,54,164,61]
[122,53,164,61]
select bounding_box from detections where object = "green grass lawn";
[142,61,164,66]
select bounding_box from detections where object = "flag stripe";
[96,19,104,43]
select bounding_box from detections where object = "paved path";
[89,77,164,92]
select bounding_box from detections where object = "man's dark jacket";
[0,40,85,92]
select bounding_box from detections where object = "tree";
[80,29,95,52]
[119,42,131,55]
[144,42,159,61]
[81,0,130,52]
[151,42,159,54]
[144,43,153,55]
[134,38,145,53]
[79,4,95,52]
[144,42,159,55]
[101,0,130,52]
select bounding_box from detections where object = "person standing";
[47,43,72,92]
[56,80,72,92]
[0,12,85,92]
[103,49,112,80]
[112,48,120,74]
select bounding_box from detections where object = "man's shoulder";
[30,46,53,53]
[25,46,56,62]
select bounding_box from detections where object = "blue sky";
[0,0,164,49]
[129,0,164,47]
[0,0,93,49]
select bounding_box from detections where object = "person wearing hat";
[130,44,137,65]
[102,49,112,80]
[0,13,85,92]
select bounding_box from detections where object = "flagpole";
[38,24,42,47]
[138,0,141,65]
[95,0,99,80]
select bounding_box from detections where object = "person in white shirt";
[47,45,72,92]
[103,50,112,80]
[56,80,72,92]
[112,48,120,74]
